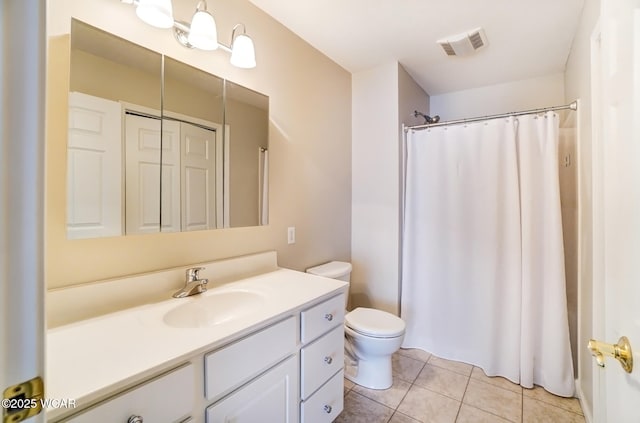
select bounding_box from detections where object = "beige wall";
[70,49,162,111]
[430,73,566,120]
[398,66,430,129]
[565,0,601,417]
[71,49,224,122]
[351,62,428,314]
[45,0,351,292]
[227,98,268,227]
[164,59,224,124]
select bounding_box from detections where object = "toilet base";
[344,355,393,390]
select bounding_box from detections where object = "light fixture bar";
[124,0,256,68]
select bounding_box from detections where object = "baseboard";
[575,379,593,423]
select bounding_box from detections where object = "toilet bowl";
[306,261,406,390]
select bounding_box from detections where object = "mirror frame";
[65,19,269,240]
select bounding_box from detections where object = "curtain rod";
[404,101,578,132]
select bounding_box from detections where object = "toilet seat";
[345,307,406,338]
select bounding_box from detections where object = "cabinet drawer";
[301,325,344,399]
[206,356,298,423]
[205,316,296,401]
[67,364,194,423]
[301,294,344,343]
[301,369,343,423]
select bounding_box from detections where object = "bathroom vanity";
[46,261,347,423]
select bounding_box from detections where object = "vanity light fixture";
[230,24,256,69]
[187,1,218,50]
[135,0,174,29]
[122,0,257,68]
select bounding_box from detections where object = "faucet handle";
[186,266,205,281]
[200,278,209,292]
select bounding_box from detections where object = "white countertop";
[46,268,347,420]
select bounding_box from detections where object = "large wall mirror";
[66,20,268,239]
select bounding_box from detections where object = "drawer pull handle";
[324,313,334,322]
[323,405,332,414]
[324,356,333,365]
[128,416,143,423]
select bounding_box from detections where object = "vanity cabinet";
[49,273,347,423]
[203,294,345,423]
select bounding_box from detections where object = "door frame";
[0,1,47,422]
[589,17,606,423]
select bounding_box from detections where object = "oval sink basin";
[163,290,265,328]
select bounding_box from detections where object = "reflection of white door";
[124,113,163,234]
[591,1,640,421]
[180,122,217,231]
[67,92,121,239]
[125,113,221,234]
[160,119,181,232]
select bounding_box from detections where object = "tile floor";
[336,349,585,423]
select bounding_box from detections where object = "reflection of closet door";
[160,120,181,232]
[180,122,217,231]
[67,92,122,239]
[125,114,161,234]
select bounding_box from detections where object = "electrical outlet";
[287,227,296,244]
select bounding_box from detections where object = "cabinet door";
[206,356,299,423]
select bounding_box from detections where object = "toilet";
[306,261,406,390]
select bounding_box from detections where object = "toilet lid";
[345,307,406,338]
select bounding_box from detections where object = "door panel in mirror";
[124,113,163,234]
[162,57,224,232]
[67,92,122,239]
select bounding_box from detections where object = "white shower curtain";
[401,112,575,396]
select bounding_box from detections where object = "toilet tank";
[306,261,352,309]
[306,261,352,282]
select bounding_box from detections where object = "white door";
[180,122,217,231]
[1,1,46,422]
[592,0,640,421]
[67,92,122,239]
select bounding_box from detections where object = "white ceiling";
[247,0,585,95]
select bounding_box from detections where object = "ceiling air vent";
[437,27,488,57]
[440,42,456,56]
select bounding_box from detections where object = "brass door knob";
[587,336,633,373]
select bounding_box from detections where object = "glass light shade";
[135,0,174,29]
[230,34,256,68]
[188,10,218,50]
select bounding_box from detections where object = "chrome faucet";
[172,267,209,298]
